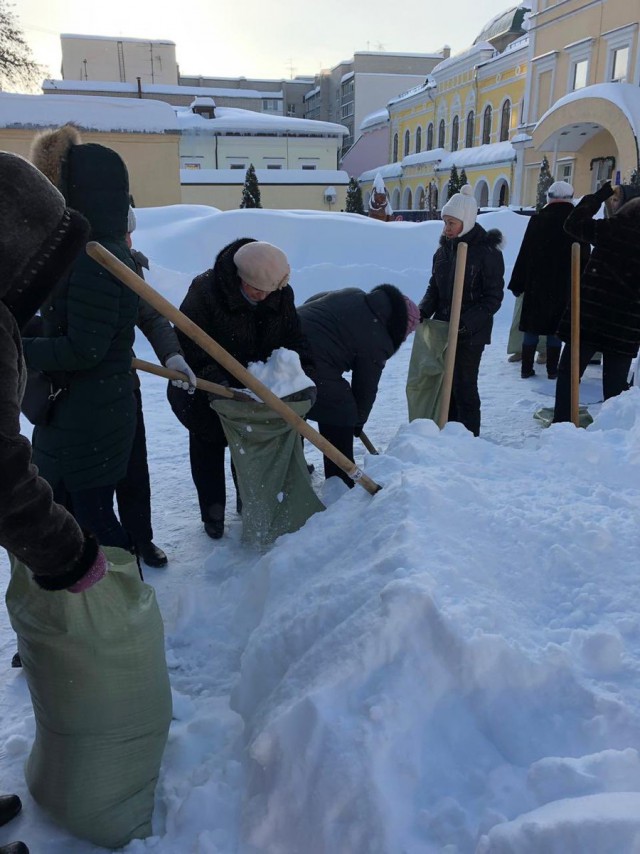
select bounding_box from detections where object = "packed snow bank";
[214,393,640,853]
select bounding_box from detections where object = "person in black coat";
[553,181,640,422]
[298,284,419,487]
[508,181,590,380]
[419,184,504,436]
[168,238,314,538]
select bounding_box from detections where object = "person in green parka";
[24,125,139,549]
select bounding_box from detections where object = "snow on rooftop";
[0,91,178,133]
[434,141,516,170]
[402,147,447,168]
[359,162,403,182]
[340,71,355,84]
[303,86,320,101]
[60,33,175,45]
[176,105,347,136]
[180,168,350,185]
[536,82,640,141]
[43,79,281,100]
[190,97,216,107]
[431,41,496,76]
[360,108,389,131]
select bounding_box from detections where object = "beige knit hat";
[233,241,290,292]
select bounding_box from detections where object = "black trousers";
[54,483,131,550]
[116,388,153,544]
[188,431,229,522]
[448,342,485,437]
[317,422,355,488]
[553,342,631,423]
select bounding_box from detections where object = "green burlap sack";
[406,318,450,423]
[213,398,325,548]
[6,546,172,850]
[507,294,547,356]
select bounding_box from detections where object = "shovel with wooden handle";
[132,358,255,402]
[87,242,382,495]
[437,242,468,430]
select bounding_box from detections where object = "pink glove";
[68,549,108,593]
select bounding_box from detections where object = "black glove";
[208,380,230,405]
[353,424,364,438]
[593,181,614,204]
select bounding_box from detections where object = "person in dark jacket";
[553,181,640,422]
[0,151,111,854]
[116,209,196,567]
[25,125,139,549]
[508,181,590,380]
[168,238,314,538]
[298,285,419,487]
[419,184,504,436]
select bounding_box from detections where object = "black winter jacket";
[558,191,640,357]
[508,202,590,335]
[298,284,408,428]
[168,237,314,438]
[419,222,504,346]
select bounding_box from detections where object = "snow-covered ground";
[2,206,640,854]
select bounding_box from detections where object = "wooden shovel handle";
[359,430,379,455]
[437,242,468,430]
[88,242,382,494]
[132,358,255,402]
[570,242,581,428]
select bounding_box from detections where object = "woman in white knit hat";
[418,184,505,436]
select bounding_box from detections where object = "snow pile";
[244,348,315,400]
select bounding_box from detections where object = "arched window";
[404,129,411,156]
[426,123,434,151]
[500,100,511,142]
[438,119,445,148]
[451,115,459,152]
[393,133,398,162]
[465,110,475,148]
[482,105,492,145]
[416,126,422,153]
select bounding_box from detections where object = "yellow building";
[359,6,529,212]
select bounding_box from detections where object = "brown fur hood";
[30,124,82,194]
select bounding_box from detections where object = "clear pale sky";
[19,0,519,80]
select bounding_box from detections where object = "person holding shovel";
[419,184,504,436]
[167,238,315,539]
[298,285,419,487]
[553,181,640,422]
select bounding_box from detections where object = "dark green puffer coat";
[24,135,139,492]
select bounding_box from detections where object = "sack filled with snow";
[406,318,449,422]
[212,397,325,548]
[6,546,172,849]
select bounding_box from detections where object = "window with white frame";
[611,46,630,82]
[556,160,574,184]
[603,24,636,85]
[572,59,588,90]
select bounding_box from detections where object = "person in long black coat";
[298,284,419,487]
[508,181,590,380]
[553,181,640,422]
[419,185,504,437]
[168,238,314,538]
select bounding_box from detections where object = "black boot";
[546,345,561,380]
[135,541,168,568]
[521,344,536,378]
[0,795,22,828]
[204,503,225,539]
[0,843,29,853]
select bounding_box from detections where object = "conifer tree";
[447,165,461,199]
[460,168,468,187]
[536,155,553,211]
[345,177,365,214]
[240,164,262,209]
[0,1,41,91]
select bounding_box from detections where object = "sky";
[18,0,520,81]
[2,203,640,852]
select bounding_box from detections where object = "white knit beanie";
[441,184,477,236]
[127,206,136,233]
[547,180,574,201]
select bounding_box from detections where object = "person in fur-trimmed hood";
[419,184,504,436]
[298,284,419,486]
[25,124,139,550]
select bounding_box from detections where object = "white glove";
[165,354,197,394]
